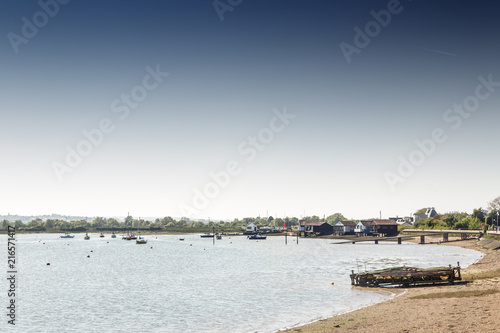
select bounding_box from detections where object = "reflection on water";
[6,234,482,332]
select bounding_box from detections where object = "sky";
[1,0,500,221]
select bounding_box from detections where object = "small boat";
[99,232,105,238]
[111,232,117,238]
[136,236,148,244]
[84,233,90,240]
[200,233,214,238]
[248,233,266,240]
[179,238,185,241]
[216,234,222,240]
[60,233,75,239]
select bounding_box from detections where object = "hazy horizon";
[2,1,499,221]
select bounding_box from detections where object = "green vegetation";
[413,211,487,230]
[0,215,301,234]
[410,289,500,300]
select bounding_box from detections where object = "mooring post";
[398,237,402,244]
[443,233,448,242]
[375,240,378,244]
[420,235,425,244]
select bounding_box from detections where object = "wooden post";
[443,233,448,242]
[375,240,378,244]
[420,235,425,244]
[398,237,402,244]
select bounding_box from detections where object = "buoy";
[107,242,109,243]
[90,250,93,252]
[87,255,90,258]
[331,282,334,285]
[43,242,45,245]
[46,262,50,265]
[150,247,153,249]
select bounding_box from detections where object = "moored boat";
[200,233,214,238]
[136,236,148,244]
[84,233,90,240]
[60,233,75,238]
[350,263,462,287]
[248,233,266,240]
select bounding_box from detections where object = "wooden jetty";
[350,262,461,287]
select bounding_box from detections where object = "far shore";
[281,237,500,333]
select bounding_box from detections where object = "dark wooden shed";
[299,220,333,236]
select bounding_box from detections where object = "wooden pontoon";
[350,262,461,287]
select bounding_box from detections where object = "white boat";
[136,219,147,244]
[111,232,117,238]
[60,233,75,238]
[136,236,148,244]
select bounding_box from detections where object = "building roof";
[372,219,398,225]
[300,220,328,227]
[336,220,357,227]
[357,220,375,226]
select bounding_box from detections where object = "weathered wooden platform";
[350,263,461,287]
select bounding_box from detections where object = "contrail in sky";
[412,46,457,57]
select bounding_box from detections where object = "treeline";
[414,207,499,231]
[0,215,302,233]
[0,213,350,233]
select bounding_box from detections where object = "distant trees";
[488,196,500,212]
[471,208,486,223]
[441,212,468,229]
[414,217,447,230]
[415,208,427,215]
[326,213,346,225]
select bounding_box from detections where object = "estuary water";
[2,233,482,332]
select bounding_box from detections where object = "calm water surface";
[2,234,482,332]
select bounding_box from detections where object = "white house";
[414,207,438,221]
[334,221,356,234]
[354,221,373,235]
[246,223,258,233]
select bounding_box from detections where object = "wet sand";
[282,239,500,333]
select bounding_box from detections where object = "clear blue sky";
[1,0,500,220]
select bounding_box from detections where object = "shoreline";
[282,238,500,333]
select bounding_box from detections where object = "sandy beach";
[283,239,500,333]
